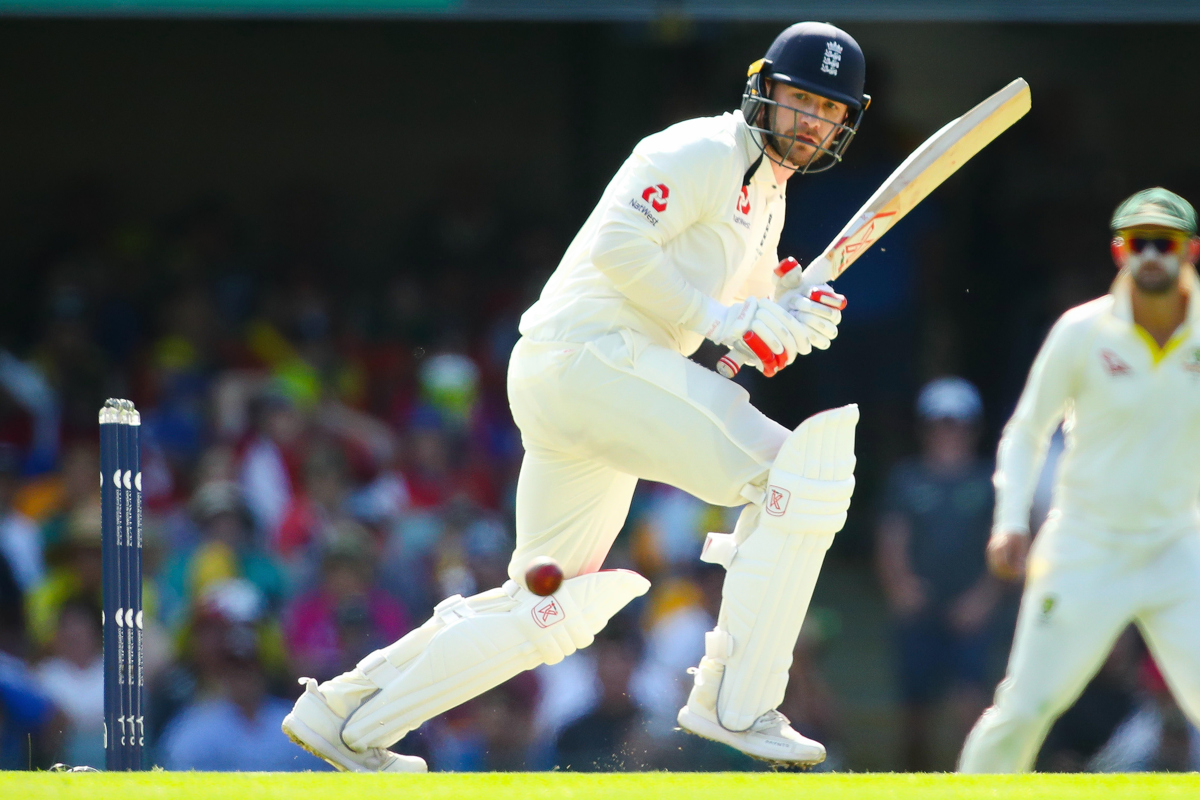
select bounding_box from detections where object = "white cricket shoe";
[283,678,427,773]
[677,704,826,766]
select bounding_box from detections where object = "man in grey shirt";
[876,377,1001,769]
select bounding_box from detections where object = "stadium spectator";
[0,552,26,658]
[629,567,716,738]
[31,272,110,445]
[275,442,354,571]
[159,618,329,771]
[0,350,61,476]
[0,648,61,769]
[401,409,497,513]
[469,674,539,771]
[0,445,43,595]
[876,377,1002,770]
[33,596,104,768]
[148,578,288,746]
[239,390,306,546]
[158,480,287,630]
[282,522,410,681]
[26,504,104,651]
[554,616,648,772]
[17,443,100,552]
[422,673,538,771]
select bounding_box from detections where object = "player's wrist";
[686,296,734,341]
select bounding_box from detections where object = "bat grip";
[716,346,749,379]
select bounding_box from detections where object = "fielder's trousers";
[959,513,1200,772]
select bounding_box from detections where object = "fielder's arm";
[992,316,1082,535]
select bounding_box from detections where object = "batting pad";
[697,404,857,732]
[337,569,649,751]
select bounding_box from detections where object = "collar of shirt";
[733,110,781,193]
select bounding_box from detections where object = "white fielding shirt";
[995,268,1200,534]
[520,110,786,355]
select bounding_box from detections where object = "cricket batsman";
[283,22,868,771]
[959,188,1200,772]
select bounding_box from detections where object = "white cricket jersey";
[994,267,1200,534]
[519,110,786,355]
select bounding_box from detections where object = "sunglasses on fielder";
[1116,230,1191,255]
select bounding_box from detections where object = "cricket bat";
[718,77,1031,378]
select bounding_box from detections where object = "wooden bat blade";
[804,77,1031,287]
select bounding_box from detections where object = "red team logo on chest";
[737,185,751,215]
[531,596,565,628]
[1100,349,1132,376]
[764,485,791,517]
[641,184,669,213]
[1185,348,1200,375]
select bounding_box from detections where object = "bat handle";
[716,285,846,379]
[716,346,749,379]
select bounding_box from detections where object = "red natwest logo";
[1100,349,1132,376]
[531,597,565,628]
[764,485,791,517]
[642,184,669,213]
[737,186,751,215]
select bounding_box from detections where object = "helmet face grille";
[740,76,867,174]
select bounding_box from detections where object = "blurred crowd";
[0,167,1196,773]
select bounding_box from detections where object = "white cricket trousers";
[505,332,789,582]
[959,513,1200,772]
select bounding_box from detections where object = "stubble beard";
[1129,255,1181,295]
[769,136,814,169]
[762,106,818,170]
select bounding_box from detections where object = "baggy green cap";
[1111,187,1197,234]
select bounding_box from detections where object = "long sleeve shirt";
[994,267,1200,534]
[519,110,785,356]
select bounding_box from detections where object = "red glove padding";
[742,331,788,377]
[774,256,802,279]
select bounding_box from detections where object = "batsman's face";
[1113,226,1198,294]
[767,82,849,167]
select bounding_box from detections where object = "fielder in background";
[283,21,867,771]
[959,188,1200,772]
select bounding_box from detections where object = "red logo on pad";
[642,184,669,212]
[765,485,791,517]
[532,597,564,628]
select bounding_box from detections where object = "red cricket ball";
[524,556,564,597]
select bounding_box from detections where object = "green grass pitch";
[2,771,1199,799]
